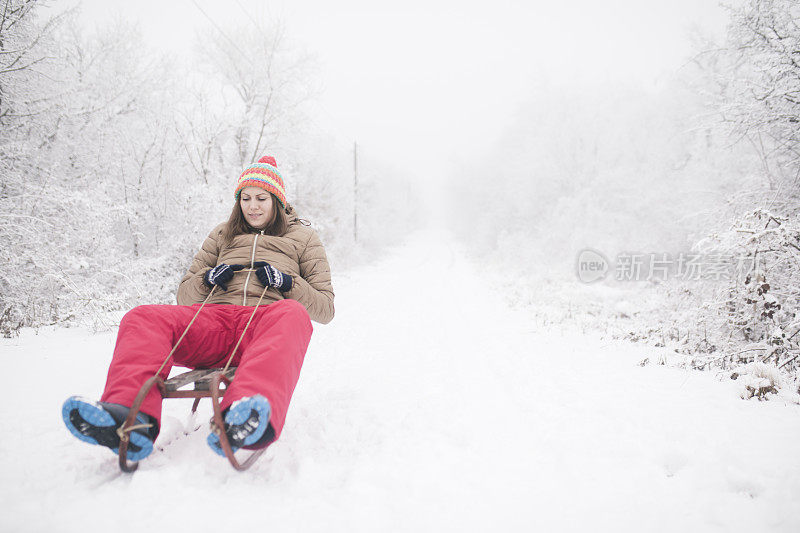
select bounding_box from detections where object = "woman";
[62,156,334,462]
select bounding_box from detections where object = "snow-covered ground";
[1,231,799,533]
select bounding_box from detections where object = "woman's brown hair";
[221,194,288,247]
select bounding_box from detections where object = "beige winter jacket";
[176,205,334,324]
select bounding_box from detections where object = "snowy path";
[1,231,799,532]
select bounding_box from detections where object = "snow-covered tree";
[0,6,325,334]
[192,21,317,171]
[714,0,800,203]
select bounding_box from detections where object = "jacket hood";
[285,203,300,224]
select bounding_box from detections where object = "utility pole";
[353,141,358,242]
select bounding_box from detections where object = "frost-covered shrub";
[711,210,798,349]
[611,209,800,397]
[689,210,798,388]
[739,362,781,400]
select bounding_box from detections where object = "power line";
[190,0,252,63]
[235,0,259,30]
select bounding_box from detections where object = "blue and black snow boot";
[61,397,158,462]
[207,395,272,457]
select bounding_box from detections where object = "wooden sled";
[117,367,266,473]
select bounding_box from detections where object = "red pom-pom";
[258,156,277,167]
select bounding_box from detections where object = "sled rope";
[116,423,154,440]
[153,285,219,378]
[182,282,267,443]
[221,283,269,374]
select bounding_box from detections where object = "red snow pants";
[100,299,313,444]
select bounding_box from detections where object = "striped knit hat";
[234,155,287,208]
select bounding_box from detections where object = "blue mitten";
[253,261,293,292]
[204,264,244,291]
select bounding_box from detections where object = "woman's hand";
[253,261,293,292]
[203,263,244,291]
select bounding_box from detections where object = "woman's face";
[240,186,274,229]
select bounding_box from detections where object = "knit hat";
[234,156,287,208]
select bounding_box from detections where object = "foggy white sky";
[64,0,732,203]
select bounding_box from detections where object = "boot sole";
[62,397,153,462]
[207,395,271,457]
